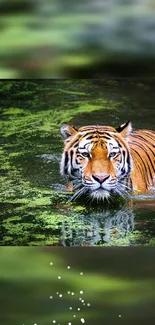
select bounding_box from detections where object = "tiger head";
[60,121,133,200]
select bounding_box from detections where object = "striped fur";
[60,122,155,200]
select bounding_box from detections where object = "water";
[0,79,155,246]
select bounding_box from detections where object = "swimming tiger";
[60,121,155,200]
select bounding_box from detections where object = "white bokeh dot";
[47,264,90,324]
[119,315,122,318]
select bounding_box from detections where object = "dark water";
[0,79,155,246]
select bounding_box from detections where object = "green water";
[0,79,155,246]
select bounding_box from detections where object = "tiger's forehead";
[78,125,116,133]
[78,131,121,151]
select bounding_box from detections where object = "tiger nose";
[92,174,110,183]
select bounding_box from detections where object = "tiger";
[60,121,155,201]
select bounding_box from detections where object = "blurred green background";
[1,0,155,78]
[1,247,155,325]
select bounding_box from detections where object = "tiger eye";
[82,152,90,158]
[109,152,117,158]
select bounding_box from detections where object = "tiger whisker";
[69,186,87,202]
[72,179,81,184]
[116,180,132,192]
[119,182,131,191]
[73,183,82,190]
[115,185,130,199]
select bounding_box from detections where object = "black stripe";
[80,131,97,138]
[131,148,151,183]
[127,151,131,173]
[73,142,79,148]
[79,142,92,150]
[70,149,74,168]
[81,131,112,139]
[118,142,122,148]
[64,151,68,175]
[134,131,155,143]
[121,151,126,176]
[132,134,155,151]
[132,149,148,184]
[98,135,112,140]
[128,177,133,190]
[86,135,96,140]
[130,140,155,172]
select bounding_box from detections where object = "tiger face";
[60,122,133,200]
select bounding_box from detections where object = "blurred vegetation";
[0,0,155,77]
[1,247,155,325]
[0,79,155,246]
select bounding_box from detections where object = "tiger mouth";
[89,188,111,200]
[85,185,113,196]
[86,186,112,192]
[83,183,115,192]
[70,178,130,201]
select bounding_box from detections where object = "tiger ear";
[60,123,78,140]
[116,121,132,138]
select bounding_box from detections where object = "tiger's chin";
[89,189,111,201]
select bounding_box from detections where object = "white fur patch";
[90,189,110,201]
